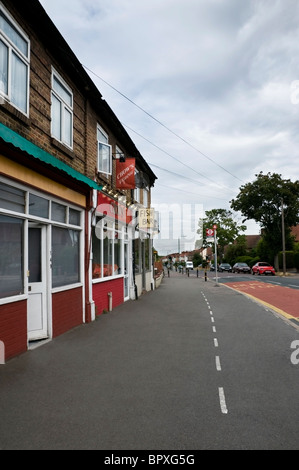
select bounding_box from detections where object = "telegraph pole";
[213,225,219,285]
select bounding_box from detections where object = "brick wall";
[52,288,83,338]
[0,301,27,361]
[0,2,88,178]
[92,279,124,315]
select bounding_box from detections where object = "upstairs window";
[51,69,73,149]
[0,5,30,115]
[97,124,112,175]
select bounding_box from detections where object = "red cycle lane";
[224,280,299,321]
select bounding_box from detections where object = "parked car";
[218,263,232,272]
[186,261,194,270]
[252,262,275,276]
[210,264,215,271]
[232,262,251,274]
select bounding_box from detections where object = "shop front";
[91,192,133,315]
[0,125,102,361]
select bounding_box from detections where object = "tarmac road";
[0,273,298,450]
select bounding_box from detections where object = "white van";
[186,261,194,270]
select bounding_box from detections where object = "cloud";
[40,0,299,253]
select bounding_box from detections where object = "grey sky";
[40,0,299,253]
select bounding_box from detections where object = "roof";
[12,0,157,186]
[0,123,102,191]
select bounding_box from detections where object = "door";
[27,225,48,341]
[124,240,129,300]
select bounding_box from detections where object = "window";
[92,217,123,279]
[52,227,80,288]
[0,6,30,114]
[143,188,149,208]
[0,181,25,213]
[97,125,112,175]
[51,69,73,148]
[0,215,24,298]
[52,202,66,223]
[29,194,49,219]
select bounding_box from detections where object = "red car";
[252,262,275,276]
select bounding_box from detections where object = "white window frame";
[51,68,73,149]
[0,3,30,115]
[97,124,112,176]
[0,176,84,304]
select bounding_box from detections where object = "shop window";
[29,194,49,219]
[0,181,25,213]
[0,215,24,298]
[134,239,140,274]
[144,237,151,271]
[51,69,73,149]
[0,6,30,114]
[52,202,66,223]
[69,208,81,226]
[92,217,123,279]
[52,227,80,288]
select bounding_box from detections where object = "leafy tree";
[192,252,203,267]
[197,208,247,259]
[230,172,299,265]
[224,235,247,265]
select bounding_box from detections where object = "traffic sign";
[206,228,214,237]
[213,224,218,229]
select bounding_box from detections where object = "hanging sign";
[116,158,136,189]
[139,208,155,231]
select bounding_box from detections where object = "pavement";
[0,271,299,450]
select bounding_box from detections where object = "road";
[0,272,298,450]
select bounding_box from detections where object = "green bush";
[235,255,259,267]
[293,252,299,271]
[278,251,295,269]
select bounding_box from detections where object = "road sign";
[206,228,214,237]
[213,224,218,229]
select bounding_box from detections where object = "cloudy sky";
[40,0,299,254]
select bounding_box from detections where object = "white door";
[124,240,129,301]
[27,225,48,341]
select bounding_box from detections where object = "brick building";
[0,0,156,360]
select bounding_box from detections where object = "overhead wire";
[82,64,244,183]
[122,122,236,193]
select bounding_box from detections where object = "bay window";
[92,217,123,279]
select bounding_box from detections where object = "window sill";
[0,294,28,306]
[92,274,124,284]
[0,100,30,127]
[51,137,74,160]
[52,283,83,294]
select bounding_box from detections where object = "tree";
[224,235,247,265]
[192,252,203,267]
[230,172,299,265]
[197,208,247,259]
